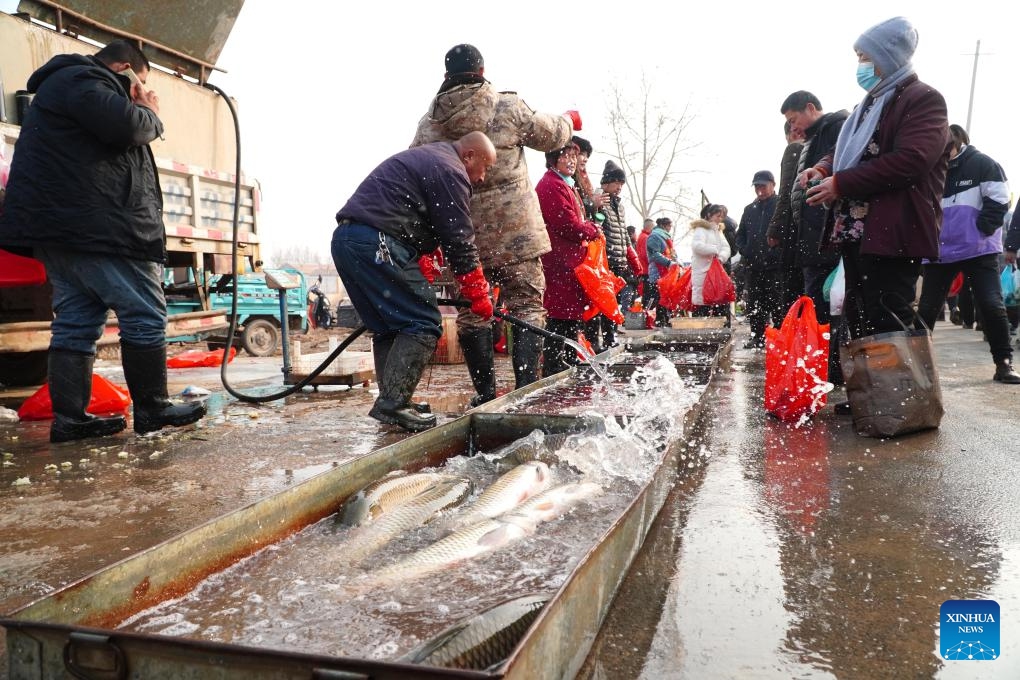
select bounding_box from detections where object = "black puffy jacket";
[601,194,632,280]
[0,54,166,262]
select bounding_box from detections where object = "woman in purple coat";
[537,142,600,375]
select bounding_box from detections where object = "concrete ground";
[582,317,1020,679]
[1,318,1019,678]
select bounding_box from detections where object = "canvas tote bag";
[839,301,943,438]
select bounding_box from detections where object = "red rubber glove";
[418,254,439,283]
[455,266,494,320]
[564,110,582,131]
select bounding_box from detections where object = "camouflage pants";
[456,257,547,332]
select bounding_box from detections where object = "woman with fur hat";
[689,216,732,316]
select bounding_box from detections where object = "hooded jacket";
[411,82,572,269]
[934,144,1009,264]
[0,54,165,262]
[690,220,732,305]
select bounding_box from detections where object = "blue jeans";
[330,223,441,339]
[35,247,167,354]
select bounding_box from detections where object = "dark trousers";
[744,268,783,343]
[779,264,801,313]
[543,318,584,376]
[841,241,921,339]
[584,315,612,353]
[957,282,977,326]
[802,263,837,325]
[917,254,1012,363]
[644,279,671,327]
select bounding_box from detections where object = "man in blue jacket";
[332,132,496,431]
[916,125,1020,383]
[0,40,206,442]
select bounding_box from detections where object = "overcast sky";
[5,1,1019,261]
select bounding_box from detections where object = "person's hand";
[592,192,609,209]
[767,236,780,248]
[133,85,160,116]
[797,167,823,189]
[1006,251,1018,266]
[455,266,493,320]
[806,177,838,207]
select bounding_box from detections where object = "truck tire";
[241,318,279,357]
[0,350,49,387]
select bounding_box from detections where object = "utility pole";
[966,40,981,132]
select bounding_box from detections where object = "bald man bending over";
[332,131,497,432]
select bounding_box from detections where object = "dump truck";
[0,1,262,388]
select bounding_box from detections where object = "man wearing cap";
[736,171,782,348]
[806,17,951,342]
[411,44,578,406]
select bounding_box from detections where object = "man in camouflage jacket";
[411,44,576,404]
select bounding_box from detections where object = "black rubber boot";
[458,328,496,407]
[48,349,127,443]
[121,344,206,434]
[993,358,1020,384]
[372,334,430,414]
[368,334,438,432]
[512,329,545,389]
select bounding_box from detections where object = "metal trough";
[2,331,731,679]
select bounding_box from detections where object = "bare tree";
[267,244,330,268]
[606,73,699,237]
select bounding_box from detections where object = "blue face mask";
[856,62,881,91]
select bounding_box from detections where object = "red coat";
[636,230,650,274]
[536,169,600,320]
[828,75,952,259]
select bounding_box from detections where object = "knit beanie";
[853,17,918,76]
[600,160,626,184]
[445,44,484,74]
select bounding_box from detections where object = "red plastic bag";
[764,296,831,423]
[18,374,131,421]
[948,271,964,297]
[574,235,626,324]
[167,347,236,368]
[658,264,692,311]
[0,248,47,288]
[702,257,736,306]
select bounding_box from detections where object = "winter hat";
[445,44,484,74]
[600,160,626,184]
[853,17,918,76]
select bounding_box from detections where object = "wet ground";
[580,320,1020,679]
[2,320,1019,678]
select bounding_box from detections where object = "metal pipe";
[278,289,291,378]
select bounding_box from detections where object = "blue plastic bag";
[1001,266,1019,307]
